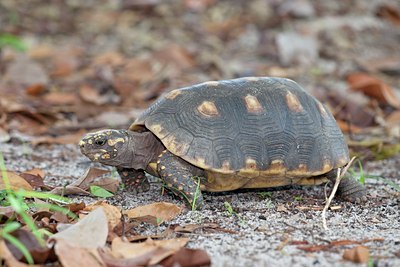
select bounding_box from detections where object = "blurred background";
[0,0,399,160]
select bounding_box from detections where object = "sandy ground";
[2,135,399,267]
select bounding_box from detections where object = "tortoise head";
[79,129,129,166]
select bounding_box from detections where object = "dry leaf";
[160,247,211,267]
[84,201,121,231]
[343,246,370,263]
[55,239,105,267]
[50,167,111,195]
[50,207,108,249]
[79,85,110,105]
[376,4,400,26]
[111,237,189,265]
[124,202,182,226]
[0,240,43,267]
[347,73,400,108]
[5,229,51,264]
[91,178,120,193]
[0,171,33,191]
[25,84,45,96]
[42,92,79,105]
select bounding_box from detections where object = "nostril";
[79,140,86,148]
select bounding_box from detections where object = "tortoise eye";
[95,138,106,146]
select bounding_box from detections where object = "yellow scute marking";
[285,91,303,112]
[245,158,257,169]
[244,95,264,113]
[206,81,220,87]
[162,135,189,156]
[197,101,219,117]
[318,102,329,117]
[165,89,182,100]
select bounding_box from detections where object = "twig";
[322,157,356,231]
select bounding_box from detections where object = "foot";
[117,167,150,194]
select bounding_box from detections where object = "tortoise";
[79,77,366,209]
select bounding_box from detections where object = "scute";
[130,77,349,178]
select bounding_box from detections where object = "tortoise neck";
[122,130,165,170]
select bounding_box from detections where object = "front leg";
[157,150,205,210]
[117,167,150,194]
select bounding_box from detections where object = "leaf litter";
[1,0,400,266]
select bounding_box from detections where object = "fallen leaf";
[347,73,400,109]
[5,229,51,264]
[0,240,42,267]
[55,239,105,267]
[50,167,111,195]
[50,207,108,249]
[25,84,45,96]
[84,201,121,231]
[79,85,110,105]
[20,169,50,190]
[110,237,188,265]
[343,246,370,264]
[376,4,400,26]
[276,204,288,212]
[124,202,182,226]
[91,177,120,194]
[0,171,33,191]
[298,238,384,252]
[93,51,124,67]
[160,247,211,267]
[42,92,79,106]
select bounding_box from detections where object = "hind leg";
[327,169,367,203]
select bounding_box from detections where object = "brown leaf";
[343,246,370,264]
[124,202,182,226]
[42,92,79,105]
[84,201,122,231]
[160,247,211,267]
[79,85,110,105]
[25,84,45,96]
[67,202,86,213]
[0,240,42,267]
[93,51,124,67]
[347,73,400,108]
[50,207,108,249]
[298,238,384,252]
[55,239,105,267]
[376,4,400,26]
[110,237,188,265]
[0,171,33,191]
[20,169,51,190]
[50,167,111,195]
[5,229,51,264]
[91,178,120,194]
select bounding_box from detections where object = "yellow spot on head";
[165,89,182,100]
[161,166,166,170]
[79,140,86,146]
[197,101,219,117]
[285,91,303,112]
[101,153,110,159]
[88,139,93,145]
[244,95,264,113]
[107,137,125,147]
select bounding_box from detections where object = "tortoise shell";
[130,77,349,189]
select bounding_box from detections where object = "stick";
[322,157,356,231]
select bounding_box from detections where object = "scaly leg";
[157,150,204,210]
[117,167,150,194]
